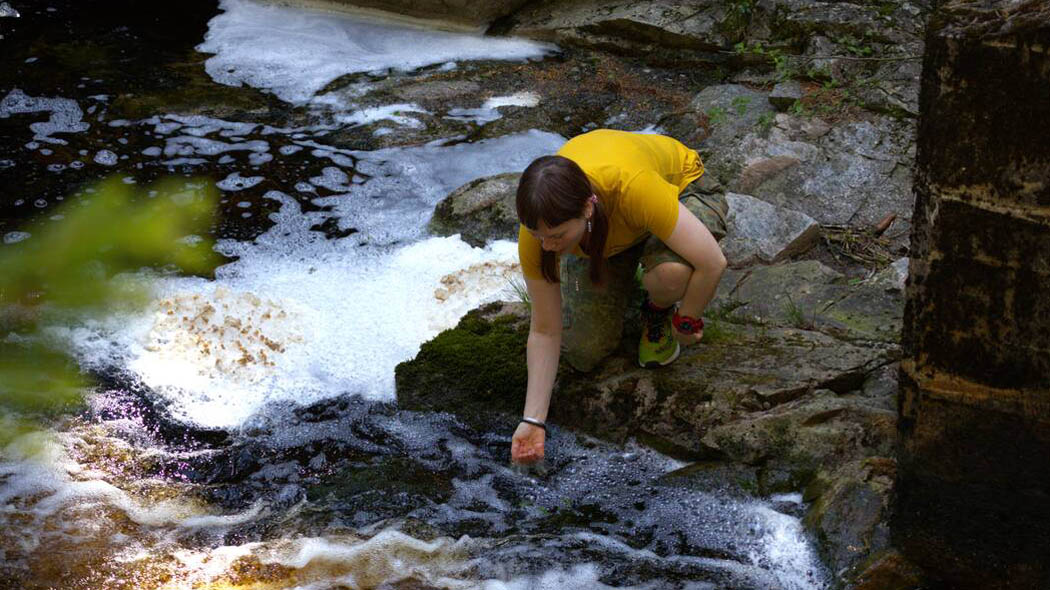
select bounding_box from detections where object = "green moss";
[395,307,527,414]
[701,319,739,345]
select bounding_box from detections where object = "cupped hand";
[511,421,546,464]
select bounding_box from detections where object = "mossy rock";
[395,302,528,417]
[428,173,521,247]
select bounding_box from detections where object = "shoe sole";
[639,341,681,369]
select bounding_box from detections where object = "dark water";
[0,2,829,588]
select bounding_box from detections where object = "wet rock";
[803,457,897,588]
[722,192,820,267]
[306,456,456,524]
[768,80,803,111]
[428,172,520,246]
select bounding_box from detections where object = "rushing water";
[0,1,829,588]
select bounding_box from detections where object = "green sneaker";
[638,302,680,368]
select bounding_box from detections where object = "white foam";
[0,88,90,144]
[337,103,429,128]
[446,92,541,124]
[62,132,563,427]
[309,130,564,245]
[163,135,268,157]
[309,166,351,192]
[197,0,554,104]
[94,149,119,166]
[217,172,264,191]
[748,505,828,590]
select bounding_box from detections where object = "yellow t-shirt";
[517,129,704,281]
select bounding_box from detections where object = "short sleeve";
[517,225,546,281]
[619,170,681,241]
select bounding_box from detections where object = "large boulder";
[395,301,529,417]
[715,112,915,243]
[498,1,738,63]
[722,192,820,266]
[700,390,896,475]
[711,260,906,344]
[428,173,521,246]
[803,457,899,587]
[397,295,898,457]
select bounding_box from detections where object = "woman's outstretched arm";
[511,276,562,464]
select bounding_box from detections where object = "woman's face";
[529,215,588,254]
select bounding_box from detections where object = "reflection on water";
[0,1,829,588]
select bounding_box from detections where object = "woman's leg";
[641,261,692,308]
[636,187,728,367]
[560,247,643,372]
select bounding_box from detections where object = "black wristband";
[521,417,547,431]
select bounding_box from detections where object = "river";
[0,1,829,588]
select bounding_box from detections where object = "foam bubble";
[197,0,554,104]
[337,103,429,128]
[216,172,264,191]
[3,231,30,244]
[94,149,119,166]
[0,88,90,144]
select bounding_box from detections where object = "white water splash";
[197,0,554,104]
[64,131,564,428]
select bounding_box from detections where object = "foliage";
[731,95,751,116]
[0,177,218,441]
[733,41,794,81]
[724,0,755,40]
[756,111,776,134]
[706,106,729,126]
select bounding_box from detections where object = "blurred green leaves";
[0,177,219,437]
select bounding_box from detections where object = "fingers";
[511,435,544,464]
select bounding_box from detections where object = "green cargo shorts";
[560,180,728,372]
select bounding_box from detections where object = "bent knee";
[644,261,692,285]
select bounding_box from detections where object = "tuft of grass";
[505,276,531,308]
[756,111,776,134]
[731,95,752,116]
[782,294,815,330]
[706,106,729,126]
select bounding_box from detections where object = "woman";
[510,129,729,465]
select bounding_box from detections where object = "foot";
[638,301,680,368]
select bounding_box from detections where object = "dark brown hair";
[516,155,609,284]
